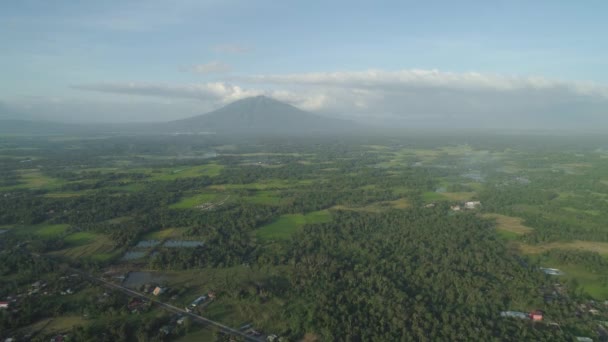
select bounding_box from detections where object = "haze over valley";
[2,1,608,342]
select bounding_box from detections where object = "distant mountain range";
[166,96,355,134]
[0,96,356,135]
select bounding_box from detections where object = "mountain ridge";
[166,95,355,134]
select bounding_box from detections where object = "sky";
[1,0,607,128]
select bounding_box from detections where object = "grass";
[518,240,608,256]
[25,316,88,335]
[530,255,608,299]
[56,233,116,260]
[209,180,303,190]
[42,192,88,198]
[422,191,447,202]
[36,224,70,237]
[483,213,533,236]
[176,327,217,341]
[441,192,476,201]
[10,223,70,237]
[64,231,98,245]
[387,198,411,209]
[242,191,284,205]
[257,210,332,240]
[148,163,223,181]
[142,227,184,240]
[563,207,601,217]
[151,266,291,334]
[0,169,66,191]
[170,193,217,209]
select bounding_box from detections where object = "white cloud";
[70,69,608,128]
[239,69,608,98]
[184,61,232,74]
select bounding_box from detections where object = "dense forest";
[1,133,608,341]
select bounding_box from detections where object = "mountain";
[166,96,355,134]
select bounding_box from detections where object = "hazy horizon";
[2,1,608,130]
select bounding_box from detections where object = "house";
[464,201,481,210]
[529,310,543,321]
[540,267,564,276]
[500,311,528,320]
[0,302,9,309]
[152,287,166,296]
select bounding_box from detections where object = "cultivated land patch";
[257,210,331,240]
[147,163,224,181]
[422,191,447,202]
[241,191,284,205]
[441,192,476,201]
[170,193,217,209]
[56,233,116,260]
[483,214,533,235]
[35,224,70,237]
[518,240,608,256]
[142,227,186,240]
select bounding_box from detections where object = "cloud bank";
[70,69,608,128]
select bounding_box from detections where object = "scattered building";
[152,286,166,296]
[540,267,564,276]
[186,295,208,312]
[450,205,461,211]
[0,301,9,309]
[576,337,593,342]
[529,310,543,321]
[464,201,481,210]
[500,311,528,320]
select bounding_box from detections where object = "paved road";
[70,266,264,342]
[30,251,264,341]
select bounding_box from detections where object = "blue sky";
[1,0,607,126]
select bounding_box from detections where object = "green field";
[257,210,332,240]
[64,231,98,245]
[36,224,70,237]
[9,223,70,237]
[422,191,447,202]
[170,193,217,209]
[242,191,284,205]
[148,163,224,180]
[0,169,66,191]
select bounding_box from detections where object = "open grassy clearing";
[241,191,284,205]
[422,191,447,202]
[563,207,601,217]
[23,316,89,336]
[175,327,216,342]
[55,233,117,259]
[209,179,313,191]
[483,213,533,235]
[0,169,66,191]
[331,204,385,213]
[441,192,476,201]
[9,223,70,237]
[145,163,224,181]
[142,227,186,240]
[518,240,608,256]
[42,192,88,198]
[531,254,608,299]
[141,266,290,334]
[257,210,331,240]
[36,224,70,237]
[170,193,217,209]
[387,198,411,209]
